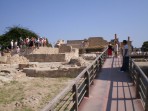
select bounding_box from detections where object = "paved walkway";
[79,57,144,111]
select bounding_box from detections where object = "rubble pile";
[7,54,29,64]
[68,57,89,67]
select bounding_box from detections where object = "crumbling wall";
[32,47,59,54]
[59,44,72,53]
[88,37,108,47]
[25,54,66,62]
[65,48,79,62]
[23,67,84,78]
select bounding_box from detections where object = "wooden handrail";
[129,58,148,111]
[41,48,108,111]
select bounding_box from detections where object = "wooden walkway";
[79,57,144,111]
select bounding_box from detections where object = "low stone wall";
[25,54,66,62]
[25,48,79,62]
[19,63,38,69]
[23,67,84,78]
[59,44,72,53]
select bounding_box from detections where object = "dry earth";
[0,48,96,111]
[0,65,73,111]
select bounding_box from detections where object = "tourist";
[16,46,20,54]
[29,38,34,48]
[35,38,39,48]
[108,42,113,57]
[11,40,14,49]
[120,40,129,72]
[114,41,119,58]
[14,41,18,48]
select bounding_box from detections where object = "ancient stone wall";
[32,47,59,54]
[23,67,84,78]
[59,44,72,53]
[25,48,79,62]
[67,40,83,48]
[88,37,108,47]
[25,54,66,62]
[64,48,79,62]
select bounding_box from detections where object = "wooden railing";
[129,58,148,111]
[41,48,108,111]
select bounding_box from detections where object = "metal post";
[135,72,140,98]
[85,71,90,97]
[129,58,132,78]
[99,57,102,69]
[73,84,78,111]
[92,65,95,85]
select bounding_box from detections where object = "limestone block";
[59,44,72,53]
[0,56,7,63]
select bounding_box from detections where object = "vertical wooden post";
[99,57,102,69]
[114,33,117,43]
[92,65,95,85]
[135,71,140,98]
[129,59,133,80]
[73,84,78,111]
[85,71,90,97]
[129,58,132,73]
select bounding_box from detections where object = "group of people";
[108,40,129,72]
[0,37,48,55]
[107,41,119,58]
[10,37,47,53]
[12,37,47,49]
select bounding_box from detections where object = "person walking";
[108,42,113,57]
[11,40,14,49]
[114,41,119,58]
[120,40,129,72]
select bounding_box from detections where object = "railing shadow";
[96,57,141,111]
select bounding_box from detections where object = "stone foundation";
[25,54,66,62]
[23,67,84,78]
[25,48,79,62]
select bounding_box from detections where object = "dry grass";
[0,77,73,111]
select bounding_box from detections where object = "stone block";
[59,44,72,53]
[23,67,84,78]
[0,56,7,63]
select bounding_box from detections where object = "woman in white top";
[114,41,119,57]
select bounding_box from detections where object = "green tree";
[141,41,148,51]
[0,26,38,47]
[46,38,52,47]
[0,26,52,49]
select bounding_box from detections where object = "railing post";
[73,84,78,111]
[99,57,102,69]
[129,58,132,79]
[85,71,90,97]
[135,72,140,98]
[129,58,132,72]
[91,64,95,85]
[145,86,148,111]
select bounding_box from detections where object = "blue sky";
[0,0,148,47]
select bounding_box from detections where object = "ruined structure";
[67,37,108,54]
